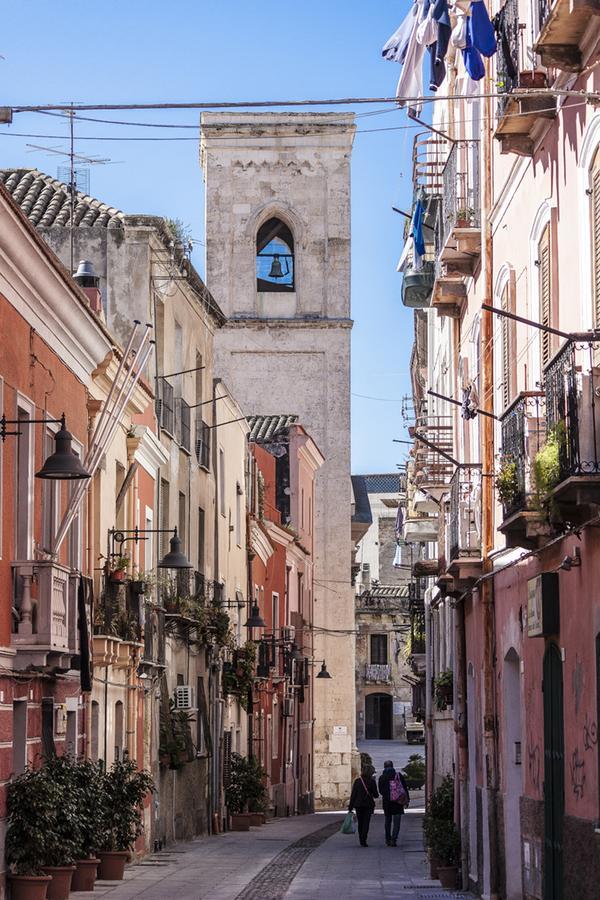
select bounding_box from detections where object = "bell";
[36,416,91,480]
[316,660,332,679]
[245,603,266,629]
[268,255,284,279]
[157,528,192,569]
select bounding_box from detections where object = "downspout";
[211,378,220,831]
[424,589,434,803]
[455,599,469,889]
[481,55,500,900]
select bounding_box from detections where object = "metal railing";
[157,377,175,435]
[412,131,449,194]
[499,391,547,516]
[448,464,483,564]
[537,0,552,33]
[496,0,521,116]
[544,340,600,480]
[439,141,481,250]
[365,663,391,683]
[177,398,191,453]
[195,418,211,469]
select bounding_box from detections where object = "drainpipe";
[424,590,434,802]
[454,599,469,889]
[481,56,500,900]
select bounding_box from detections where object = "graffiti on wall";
[527,740,541,792]
[570,748,586,800]
[583,713,598,753]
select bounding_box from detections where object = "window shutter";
[501,284,510,410]
[538,224,551,369]
[592,148,600,328]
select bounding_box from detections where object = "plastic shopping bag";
[341,811,357,834]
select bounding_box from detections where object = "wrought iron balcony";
[157,377,175,435]
[535,0,599,72]
[495,0,557,156]
[499,392,549,546]
[447,465,483,573]
[543,339,600,514]
[195,418,211,469]
[365,663,391,683]
[439,141,481,248]
[12,561,78,668]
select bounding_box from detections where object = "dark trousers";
[385,812,402,843]
[355,807,372,845]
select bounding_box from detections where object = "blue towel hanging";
[469,0,497,58]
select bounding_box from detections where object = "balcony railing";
[496,0,521,117]
[537,0,551,30]
[195,418,211,469]
[365,663,391,683]
[500,391,547,517]
[12,561,78,663]
[544,339,600,482]
[157,377,175,435]
[448,465,482,565]
[176,398,191,453]
[439,141,481,250]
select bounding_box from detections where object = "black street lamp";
[244,603,266,629]
[108,526,192,570]
[1,413,91,480]
[316,661,332,679]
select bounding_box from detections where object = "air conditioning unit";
[281,625,295,643]
[174,685,194,710]
[282,696,295,718]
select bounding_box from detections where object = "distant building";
[353,474,415,742]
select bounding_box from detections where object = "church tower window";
[256,218,294,292]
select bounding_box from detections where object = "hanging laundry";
[394,0,428,114]
[393,542,403,568]
[397,236,414,272]
[382,2,419,63]
[417,0,438,46]
[469,0,497,57]
[411,199,426,270]
[461,382,479,419]
[492,5,518,82]
[395,504,404,539]
[451,6,469,49]
[462,29,486,81]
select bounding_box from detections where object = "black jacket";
[378,767,410,815]
[349,775,379,811]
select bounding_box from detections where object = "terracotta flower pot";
[249,812,265,826]
[9,875,52,900]
[230,813,252,831]
[437,865,458,889]
[97,851,130,881]
[72,858,100,892]
[40,866,75,900]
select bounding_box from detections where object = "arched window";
[256,218,294,292]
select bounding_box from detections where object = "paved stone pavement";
[71,810,467,900]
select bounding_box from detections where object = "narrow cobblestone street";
[71,737,467,900]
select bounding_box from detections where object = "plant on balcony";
[198,604,234,649]
[402,754,426,789]
[223,641,256,710]
[495,456,519,507]
[159,699,194,770]
[533,423,565,501]
[225,752,268,815]
[455,206,475,227]
[111,555,130,582]
[434,669,454,711]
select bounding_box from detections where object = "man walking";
[378,760,410,847]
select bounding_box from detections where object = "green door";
[543,644,564,900]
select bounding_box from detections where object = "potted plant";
[533,423,564,500]
[434,669,454,711]
[97,756,154,880]
[111,555,130,582]
[495,456,519,508]
[37,755,82,900]
[222,642,256,710]
[71,758,105,892]
[423,776,458,884]
[225,753,268,831]
[401,754,426,790]
[5,767,55,900]
[455,206,475,227]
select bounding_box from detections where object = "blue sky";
[0,0,417,474]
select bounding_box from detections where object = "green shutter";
[539,225,552,369]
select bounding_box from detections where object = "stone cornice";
[131,425,169,477]
[250,519,274,566]
[224,316,353,330]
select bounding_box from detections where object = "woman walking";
[378,760,410,847]
[348,764,379,847]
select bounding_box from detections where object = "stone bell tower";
[200,112,356,808]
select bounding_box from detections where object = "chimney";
[73,259,103,316]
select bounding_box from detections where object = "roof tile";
[247,414,298,443]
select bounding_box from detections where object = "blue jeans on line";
[385,812,401,843]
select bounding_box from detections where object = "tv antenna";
[25,103,118,272]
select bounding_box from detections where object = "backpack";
[389,773,408,805]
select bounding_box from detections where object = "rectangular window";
[501,283,511,411]
[41,698,55,758]
[266,714,272,765]
[178,491,187,552]
[539,223,552,369]
[591,147,600,328]
[272,702,279,759]
[42,427,60,551]
[370,634,388,665]
[272,592,280,635]
[195,352,203,407]
[115,462,126,531]
[197,676,206,754]
[160,479,170,560]
[13,700,27,775]
[219,449,225,517]
[16,402,34,559]
[235,484,242,547]
[198,507,205,574]
[66,710,77,756]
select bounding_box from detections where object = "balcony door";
[543,643,564,900]
[365,692,392,740]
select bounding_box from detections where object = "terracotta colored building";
[246,415,323,815]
